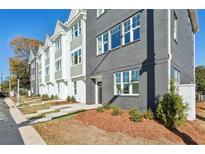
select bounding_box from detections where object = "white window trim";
[114,69,140,96]
[96,12,141,56]
[45,48,50,60]
[71,47,82,67]
[55,37,62,52]
[71,20,82,41]
[96,32,108,55]
[55,58,62,72]
[96,9,108,18]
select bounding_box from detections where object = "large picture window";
[110,24,121,49]
[71,49,82,66]
[71,20,81,40]
[114,69,139,95]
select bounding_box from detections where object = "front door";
[97,82,102,104]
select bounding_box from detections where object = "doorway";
[97,82,102,104]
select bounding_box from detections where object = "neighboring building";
[85,9,198,114]
[33,9,87,102]
[29,49,39,95]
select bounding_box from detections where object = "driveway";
[0,98,24,145]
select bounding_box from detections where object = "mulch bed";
[75,104,205,145]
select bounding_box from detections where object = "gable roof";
[44,34,52,47]
[53,20,67,37]
[29,49,36,62]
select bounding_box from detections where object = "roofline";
[188,9,199,33]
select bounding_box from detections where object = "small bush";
[129,108,143,122]
[96,106,105,112]
[111,105,122,116]
[156,80,188,128]
[66,96,71,102]
[70,96,77,103]
[41,94,49,101]
[102,103,111,110]
[50,95,55,100]
[144,108,154,120]
[54,95,58,100]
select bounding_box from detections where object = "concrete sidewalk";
[4,98,46,145]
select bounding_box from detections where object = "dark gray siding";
[171,10,194,84]
[86,9,169,110]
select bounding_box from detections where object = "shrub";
[96,106,105,112]
[156,80,188,128]
[70,96,77,103]
[144,108,154,120]
[129,108,143,122]
[41,94,49,101]
[66,96,71,102]
[54,95,58,100]
[102,103,111,110]
[50,95,55,100]
[111,105,122,116]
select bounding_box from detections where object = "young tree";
[196,66,205,92]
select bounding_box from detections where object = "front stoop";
[5,98,46,145]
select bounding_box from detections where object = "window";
[71,49,82,66]
[123,19,131,45]
[55,37,62,51]
[174,13,178,42]
[45,66,49,76]
[132,14,140,41]
[97,32,108,55]
[114,69,139,95]
[110,24,121,49]
[171,67,180,84]
[71,20,81,40]
[97,9,108,17]
[45,48,49,60]
[55,59,62,71]
[74,81,77,95]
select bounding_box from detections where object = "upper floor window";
[97,32,108,55]
[71,20,81,40]
[45,66,49,76]
[71,49,82,66]
[132,14,141,41]
[110,24,121,49]
[45,48,49,60]
[55,59,62,72]
[97,9,108,17]
[171,67,180,84]
[55,37,62,51]
[114,69,139,95]
[174,12,178,42]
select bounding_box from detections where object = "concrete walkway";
[0,98,46,145]
[29,103,101,124]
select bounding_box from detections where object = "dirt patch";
[75,110,184,144]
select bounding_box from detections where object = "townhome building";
[85,9,198,120]
[31,9,87,102]
[29,49,39,96]
[30,9,198,120]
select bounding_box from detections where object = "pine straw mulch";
[75,103,205,145]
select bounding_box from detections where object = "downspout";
[168,9,172,91]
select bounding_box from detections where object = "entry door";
[97,82,102,104]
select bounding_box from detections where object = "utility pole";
[16,75,20,106]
